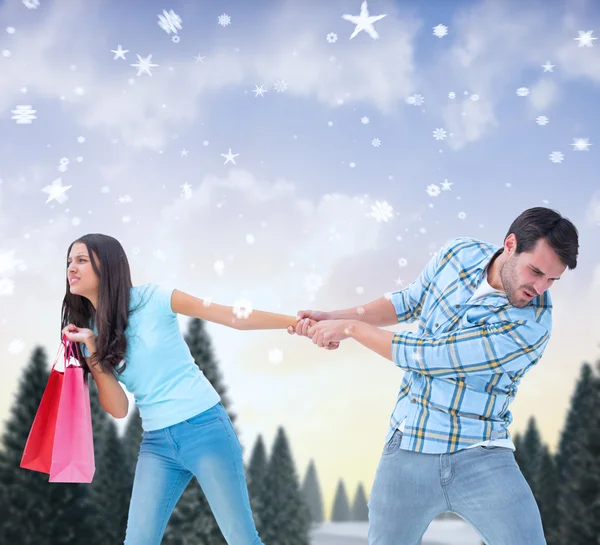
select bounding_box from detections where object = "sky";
[0,0,599,517]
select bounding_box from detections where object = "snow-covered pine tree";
[331,479,351,522]
[247,434,268,528]
[0,346,88,545]
[301,458,325,525]
[258,427,310,545]
[351,482,369,521]
[85,379,131,545]
[165,317,238,544]
[554,362,597,545]
[536,443,559,545]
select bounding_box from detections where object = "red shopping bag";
[20,340,67,474]
[49,339,95,483]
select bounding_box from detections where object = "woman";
[61,233,307,545]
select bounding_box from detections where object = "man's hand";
[307,320,355,348]
[287,310,340,350]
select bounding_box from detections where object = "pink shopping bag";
[49,338,95,483]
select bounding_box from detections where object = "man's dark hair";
[505,207,579,269]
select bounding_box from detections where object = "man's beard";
[500,257,529,308]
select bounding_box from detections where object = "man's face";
[500,236,566,308]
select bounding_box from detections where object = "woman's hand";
[62,324,95,345]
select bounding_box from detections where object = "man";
[289,207,579,545]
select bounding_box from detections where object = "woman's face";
[67,242,100,300]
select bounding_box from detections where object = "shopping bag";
[20,341,67,474]
[49,339,95,483]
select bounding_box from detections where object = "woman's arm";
[84,337,129,419]
[171,290,302,331]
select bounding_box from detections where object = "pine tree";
[521,416,543,488]
[164,318,239,544]
[0,346,88,545]
[301,459,325,525]
[555,362,600,544]
[247,434,268,528]
[258,427,311,545]
[536,444,559,545]
[331,479,351,522]
[85,379,131,545]
[554,363,597,545]
[351,482,369,521]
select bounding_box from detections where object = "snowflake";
[433,24,448,38]
[233,299,253,319]
[23,0,40,8]
[268,348,284,365]
[0,278,14,296]
[571,138,591,151]
[246,234,255,245]
[2,50,11,57]
[58,158,69,172]
[253,85,267,97]
[536,116,549,126]
[304,273,323,293]
[326,32,338,43]
[398,257,407,268]
[77,136,86,143]
[158,9,182,35]
[458,211,467,220]
[361,116,370,124]
[448,92,456,99]
[406,94,425,106]
[218,13,231,27]
[172,35,180,43]
[371,200,393,222]
[549,151,564,163]
[130,54,158,76]
[574,30,597,48]
[372,138,381,147]
[42,178,71,204]
[273,79,288,92]
[117,195,132,204]
[470,94,479,101]
[181,182,192,199]
[8,338,25,355]
[433,128,447,140]
[11,105,36,124]
[516,87,530,97]
[426,184,441,197]
[213,260,225,275]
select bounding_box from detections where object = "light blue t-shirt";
[83,284,221,431]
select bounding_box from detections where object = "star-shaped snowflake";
[130,54,159,76]
[42,178,72,204]
[342,1,387,40]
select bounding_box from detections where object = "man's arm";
[298,240,454,330]
[344,319,549,378]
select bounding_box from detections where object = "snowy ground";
[311,520,482,545]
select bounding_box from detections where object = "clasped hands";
[286,310,354,350]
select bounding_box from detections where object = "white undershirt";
[398,266,515,451]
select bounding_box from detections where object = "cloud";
[430,0,598,149]
[528,78,560,111]
[586,191,600,225]
[0,0,420,150]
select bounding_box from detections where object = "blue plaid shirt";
[386,237,552,453]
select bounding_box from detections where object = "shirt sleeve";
[388,239,454,324]
[391,319,550,377]
[153,284,177,317]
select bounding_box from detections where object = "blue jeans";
[124,402,263,545]
[368,429,546,545]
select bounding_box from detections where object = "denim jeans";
[124,402,263,545]
[368,429,546,545]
